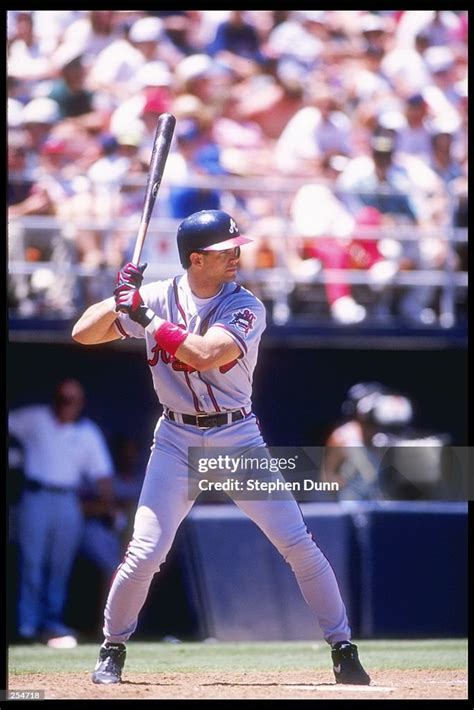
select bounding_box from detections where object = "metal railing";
[8,177,468,327]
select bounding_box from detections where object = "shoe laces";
[333,642,357,660]
[101,644,124,667]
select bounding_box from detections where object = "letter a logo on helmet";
[177,210,252,268]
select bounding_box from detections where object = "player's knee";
[122,534,173,576]
[274,530,328,573]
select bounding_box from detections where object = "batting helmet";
[177,210,252,268]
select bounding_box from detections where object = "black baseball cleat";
[331,641,371,685]
[91,642,126,684]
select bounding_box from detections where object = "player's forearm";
[72,298,120,345]
[145,316,237,371]
[173,333,231,371]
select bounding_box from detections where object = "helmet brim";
[201,235,252,251]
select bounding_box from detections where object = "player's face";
[195,247,241,282]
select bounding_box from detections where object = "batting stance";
[72,209,370,686]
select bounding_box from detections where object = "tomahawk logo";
[229,218,238,234]
[229,308,256,337]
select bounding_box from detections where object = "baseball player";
[72,209,370,686]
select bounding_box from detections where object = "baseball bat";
[131,112,176,265]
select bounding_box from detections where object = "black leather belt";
[25,479,76,494]
[165,409,245,428]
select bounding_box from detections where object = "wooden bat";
[131,112,176,265]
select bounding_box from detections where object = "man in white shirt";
[9,378,115,647]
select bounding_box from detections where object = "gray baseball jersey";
[115,273,266,414]
[102,272,351,647]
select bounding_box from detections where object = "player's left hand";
[113,283,150,327]
[116,262,147,289]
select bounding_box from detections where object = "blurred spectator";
[230,64,305,141]
[337,134,420,221]
[152,11,205,57]
[128,15,183,69]
[8,95,25,131]
[380,27,433,96]
[109,435,146,539]
[108,62,173,137]
[212,91,264,151]
[48,55,105,130]
[174,53,235,109]
[345,43,393,105]
[211,90,274,177]
[86,134,130,252]
[265,10,327,78]
[138,90,174,159]
[428,119,466,187]
[7,11,468,325]
[105,153,150,269]
[357,12,392,53]
[275,84,352,175]
[171,92,210,125]
[207,11,269,79]
[291,187,401,324]
[395,93,432,160]
[8,132,91,316]
[87,135,129,188]
[82,132,147,276]
[51,11,119,72]
[88,15,180,107]
[337,134,449,323]
[77,435,146,583]
[85,18,143,104]
[78,487,123,580]
[7,10,55,96]
[422,46,463,128]
[427,119,467,275]
[165,118,225,218]
[395,10,464,50]
[8,379,115,646]
[29,10,83,57]
[8,132,35,206]
[20,97,61,155]
[338,136,447,325]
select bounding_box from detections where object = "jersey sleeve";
[209,295,267,356]
[114,281,168,339]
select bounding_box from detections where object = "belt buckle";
[196,413,218,428]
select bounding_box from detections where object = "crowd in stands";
[8,10,468,325]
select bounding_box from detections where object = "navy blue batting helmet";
[177,209,252,268]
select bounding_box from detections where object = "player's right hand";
[116,262,148,289]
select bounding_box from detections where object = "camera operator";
[322,381,438,501]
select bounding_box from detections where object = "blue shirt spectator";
[207,11,267,65]
[167,118,225,218]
